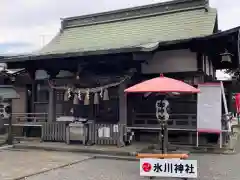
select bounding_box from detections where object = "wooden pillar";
[227,84,232,113]
[28,69,36,113]
[47,71,58,123]
[118,83,127,124]
[48,86,56,122]
[117,82,128,147]
[31,82,36,113]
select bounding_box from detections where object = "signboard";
[197,84,222,133]
[235,93,240,113]
[140,158,197,178]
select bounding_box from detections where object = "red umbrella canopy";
[124,74,200,93]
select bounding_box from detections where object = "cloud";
[0,0,239,61]
[0,24,60,51]
[0,42,33,54]
[210,0,240,30]
[0,0,175,53]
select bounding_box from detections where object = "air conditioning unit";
[0,103,10,119]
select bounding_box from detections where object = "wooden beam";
[47,72,58,122]
[48,83,56,122]
[132,52,153,62]
[118,82,127,124]
[196,53,203,72]
[27,69,36,114]
[136,153,189,159]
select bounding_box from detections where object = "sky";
[0,0,238,79]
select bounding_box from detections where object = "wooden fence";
[41,122,128,147]
[41,122,66,142]
[89,123,126,147]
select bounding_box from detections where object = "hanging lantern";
[73,93,79,105]
[220,49,233,63]
[103,89,109,101]
[94,92,99,104]
[78,90,82,100]
[84,90,90,105]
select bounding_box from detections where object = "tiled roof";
[38,7,217,55]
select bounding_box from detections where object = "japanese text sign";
[140,158,197,178]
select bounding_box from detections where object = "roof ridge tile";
[62,0,209,29]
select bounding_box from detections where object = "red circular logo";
[142,162,152,172]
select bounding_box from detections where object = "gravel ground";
[28,153,239,180]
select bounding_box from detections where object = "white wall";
[216,70,231,80]
[141,49,197,74]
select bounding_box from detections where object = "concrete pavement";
[26,154,240,180]
[0,149,93,180]
[0,148,240,180]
